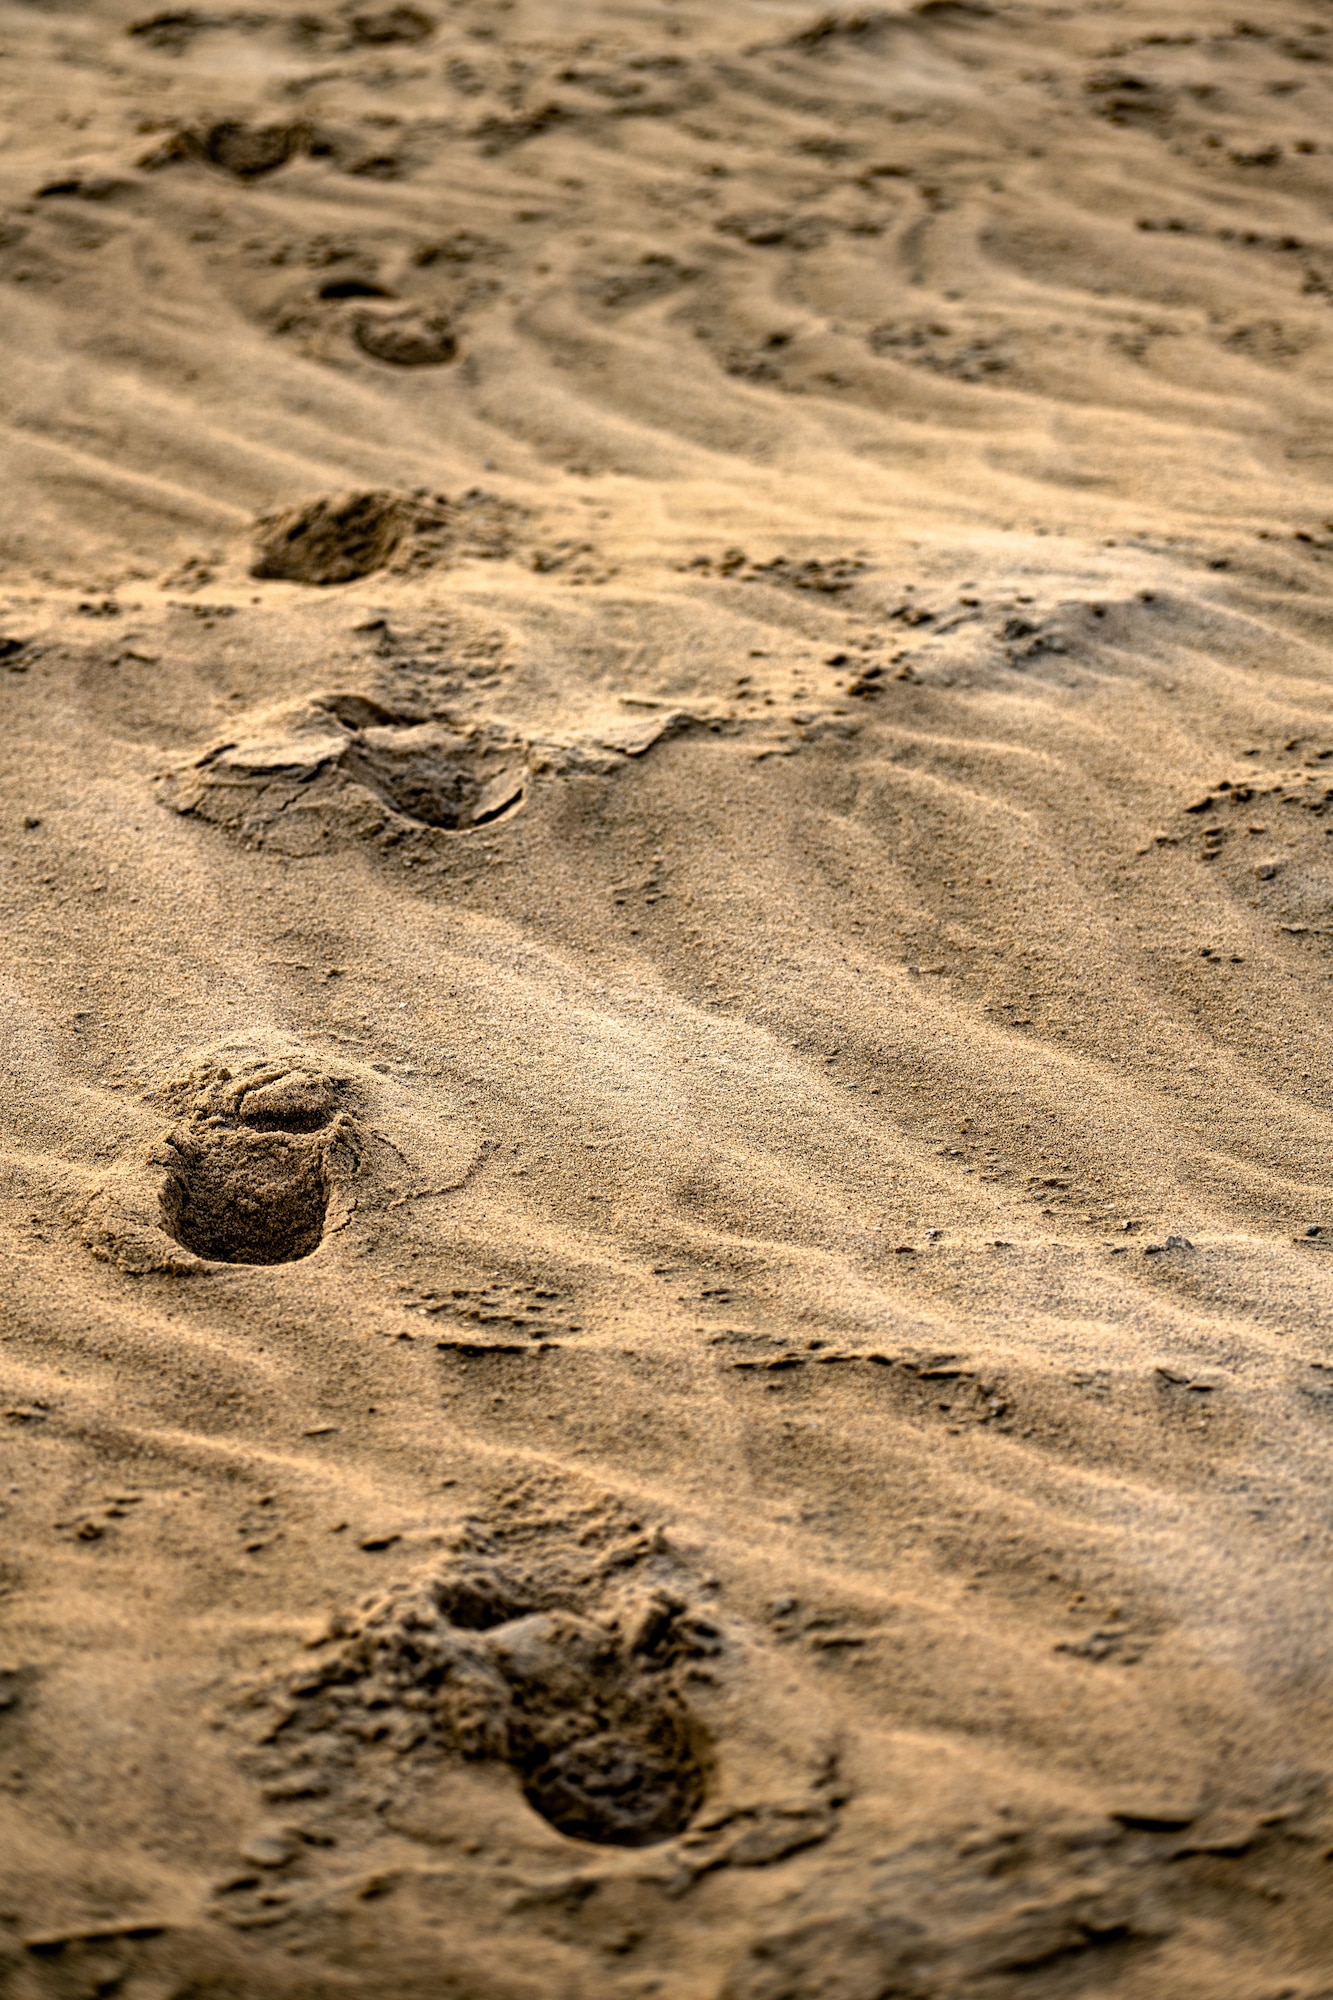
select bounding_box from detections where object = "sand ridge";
[3,1,1333,1995]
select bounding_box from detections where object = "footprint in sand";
[353,305,458,367]
[338,708,525,829]
[254,1564,710,1846]
[347,7,437,46]
[85,1046,485,1273]
[165,693,528,851]
[251,491,419,586]
[249,490,516,585]
[274,285,457,368]
[157,1060,355,1266]
[491,1610,706,1845]
[142,122,312,180]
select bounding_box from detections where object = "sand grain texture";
[3,1,1333,1994]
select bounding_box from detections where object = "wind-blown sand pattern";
[3,1,1333,1994]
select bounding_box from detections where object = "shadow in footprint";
[158,1062,352,1266]
[354,307,457,367]
[256,1567,711,1846]
[320,277,395,301]
[493,1613,706,1847]
[249,489,516,585]
[166,693,527,848]
[340,716,522,828]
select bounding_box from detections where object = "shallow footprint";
[252,1566,710,1847]
[165,693,527,849]
[354,306,457,367]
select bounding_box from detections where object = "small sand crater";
[157,1061,352,1266]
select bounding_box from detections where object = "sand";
[2,0,1333,1993]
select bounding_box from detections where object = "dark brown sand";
[3,2,1333,1994]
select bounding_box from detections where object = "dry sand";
[3,0,1333,1993]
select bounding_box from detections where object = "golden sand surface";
[3,2,1333,1993]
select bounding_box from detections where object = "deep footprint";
[249,489,517,584]
[158,1062,350,1266]
[252,1565,712,1846]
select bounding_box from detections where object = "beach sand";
[3,2,1333,1993]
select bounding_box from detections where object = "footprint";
[340,714,523,828]
[165,694,527,849]
[353,306,457,367]
[157,1060,355,1266]
[251,491,419,586]
[491,1612,706,1846]
[85,1045,484,1273]
[142,122,312,181]
[347,6,436,45]
[249,490,516,585]
[165,687,706,854]
[253,1564,711,1847]
[268,289,458,367]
